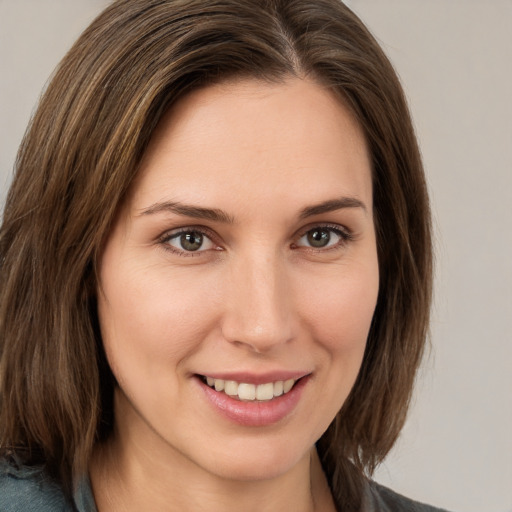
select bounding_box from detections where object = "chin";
[189,435,313,482]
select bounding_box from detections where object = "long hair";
[0,0,432,508]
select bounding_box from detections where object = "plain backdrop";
[1,1,511,511]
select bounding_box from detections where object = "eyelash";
[294,224,354,251]
[157,224,354,257]
[158,227,220,257]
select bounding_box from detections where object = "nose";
[221,252,296,353]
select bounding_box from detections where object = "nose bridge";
[222,248,294,352]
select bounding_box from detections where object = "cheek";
[297,262,379,355]
[290,259,379,436]
[97,264,223,377]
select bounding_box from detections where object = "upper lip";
[196,371,311,385]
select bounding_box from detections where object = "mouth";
[196,372,310,426]
[199,375,299,402]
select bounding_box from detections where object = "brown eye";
[296,226,350,250]
[163,229,216,253]
[306,228,331,248]
[180,232,203,251]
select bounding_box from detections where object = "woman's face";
[97,77,379,481]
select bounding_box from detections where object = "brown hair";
[0,0,432,508]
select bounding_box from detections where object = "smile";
[197,373,310,426]
[201,376,297,401]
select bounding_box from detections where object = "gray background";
[1,1,511,511]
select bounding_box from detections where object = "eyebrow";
[298,197,367,219]
[139,196,367,223]
[139,201,234,223]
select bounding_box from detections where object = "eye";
[161,229,217,254]
[295,226,351,249]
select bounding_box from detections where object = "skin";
[91,77,379,512]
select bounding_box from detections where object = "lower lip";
[196,376,309,427]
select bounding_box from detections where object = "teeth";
[224,380,238,396]
[238,383,256,401]
[203,376,298,401]
[256,382,274,401]
[283,379,295,393]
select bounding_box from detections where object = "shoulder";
[0,457,72,512]
[364,480,451,512]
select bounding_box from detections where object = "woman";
[0,0,443,510]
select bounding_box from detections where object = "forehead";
[130,77,372,216]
